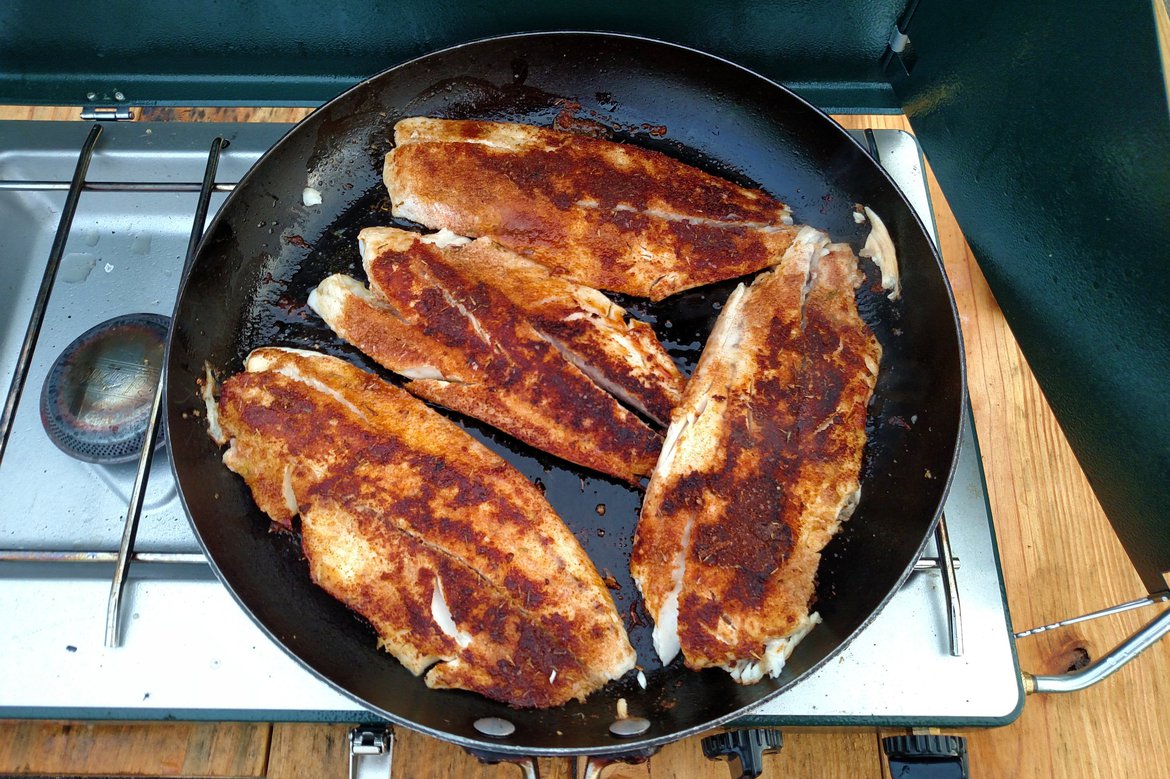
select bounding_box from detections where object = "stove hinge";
[882,0,921,76]
[348,724,394,779]
[80,105,134,121]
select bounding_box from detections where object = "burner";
[39,313,170,464]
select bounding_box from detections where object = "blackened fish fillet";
[307,230,662,483]
[358,226,684,425]
[630,228,881,682]
[210,347,636,707]
[385,117,800,300]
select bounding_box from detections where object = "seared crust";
[214,348,636,707]
[308,230,662,482]
[359,227,684,425]
[385,118,799,300]
[631,229,881,679]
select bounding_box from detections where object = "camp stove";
[2,117,1162,778]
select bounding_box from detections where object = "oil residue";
[59,253,96,283]
[131,233,152,255]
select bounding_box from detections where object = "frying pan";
[166,31,964,759]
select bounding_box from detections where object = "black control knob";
[701,728,783,779]
[883,734,969,779]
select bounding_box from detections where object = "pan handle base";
[468,749,540,778]
[579,747,657,779]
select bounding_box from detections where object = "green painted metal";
[889,1,1170,591]
[0,1,901,111]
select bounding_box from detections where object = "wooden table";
[0,106,1167,778]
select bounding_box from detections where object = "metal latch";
[81,106,134,121]
[349,724,394,779]
[887,27,911,54]
[880,1,919,76]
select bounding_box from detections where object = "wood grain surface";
[0,106,1166,778]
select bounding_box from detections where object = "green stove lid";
[0,0,905,111]
[890,0,1170,591]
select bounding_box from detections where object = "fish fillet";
[385,117,801,301]
[630,227,881,682]
[211,347,636,707]
[307,232,662,484]
[358,226,684,425]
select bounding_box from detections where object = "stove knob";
[883,734,969,779]
[701,728,783,779]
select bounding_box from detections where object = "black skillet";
[166,32,964,759]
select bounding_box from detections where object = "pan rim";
[165,29,969,757]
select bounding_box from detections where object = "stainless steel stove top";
[0,120,1022,725]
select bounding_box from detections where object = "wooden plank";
[266,723,348,779]
[0,720,269,776]
[137,107,313,124]
[0,105,80,121]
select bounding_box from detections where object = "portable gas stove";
[4,117,1163,778]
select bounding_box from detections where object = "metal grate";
[0,126,231,646]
